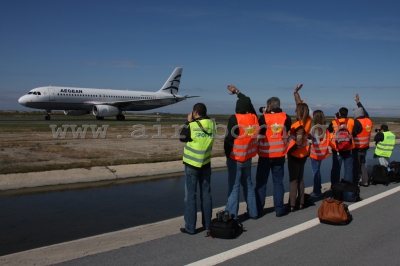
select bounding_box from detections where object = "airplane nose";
[18,96,26,106]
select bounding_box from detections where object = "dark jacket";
[224,93,256,158]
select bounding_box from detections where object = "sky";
[1,0,399,117]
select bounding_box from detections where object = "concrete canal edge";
[0,140,398,191]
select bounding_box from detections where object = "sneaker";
[309,192,321,198]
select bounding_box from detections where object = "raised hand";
[227,85,239,95]
[294,84,303,93]
[354,93,360,103]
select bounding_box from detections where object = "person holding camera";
[328,107,355,185]
[373,124,396,167]
[224,85,258,220]
[255,95,294,217]
[352,94,373,186]
[179,103,216,235]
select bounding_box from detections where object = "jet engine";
[92,105,120,117]
[64,110,89,116]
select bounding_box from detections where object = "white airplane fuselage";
[18,86,185,111]
[17,67,193,120]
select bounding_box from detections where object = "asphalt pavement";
[2,181,400,266]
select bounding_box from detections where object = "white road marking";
[187,185,400,266]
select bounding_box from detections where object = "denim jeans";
[330,151,354,185]
[310,158,322,194]
[184,165,212,234]
[254,156,286,215]
[225,157,258,219]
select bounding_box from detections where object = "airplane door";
[48,88,55,101]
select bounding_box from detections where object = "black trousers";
[288,154,308,207]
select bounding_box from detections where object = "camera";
[216,210,231,222]
[375,128,380,133]
[259,107,266,114]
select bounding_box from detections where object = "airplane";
[18,67,197,120]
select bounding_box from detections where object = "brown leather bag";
[318,198,352,225]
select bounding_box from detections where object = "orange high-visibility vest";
[230,113,259,162]
[258,112,295,158]
[354,117,373,149]
[330,118,355,152]
[290,117,312,158]
[309,129,331,160]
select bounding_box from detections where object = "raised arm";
[293,84,303,105]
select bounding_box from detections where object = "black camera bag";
[332,179,360,202]
[389,161,400,183]
[370,164,390,185]
[209,218,240,239]
[208,211,242,239]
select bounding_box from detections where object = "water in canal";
[1,148,399,256]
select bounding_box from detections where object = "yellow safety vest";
[375,131,395,158]
[183,119,215,167]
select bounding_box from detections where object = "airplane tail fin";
[158,67,183,95]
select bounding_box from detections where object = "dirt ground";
[0,120,399,174]
[0,124,225,173]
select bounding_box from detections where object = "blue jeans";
[310,158,322,194]
[254,156,286,215]
[225,158,258,219]
[184,165,212,234]
[330,151,354,185]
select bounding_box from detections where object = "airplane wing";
[85,95,198,108]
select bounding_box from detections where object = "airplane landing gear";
[45,110,51,120]
[116,114,125,121]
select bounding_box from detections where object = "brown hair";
[296,103,309,125]
[312,110,326,135]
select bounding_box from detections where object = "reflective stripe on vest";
[354,117,373,148]
[375,131,395,158]
[329,118,355,151]
[309,129,331,160]
[183,119,215,167]
[230,113,259,162]
[258,112,295,158]
[290,117,312,158]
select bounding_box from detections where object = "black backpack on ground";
[388,161,400,183]
[332,179,361,202]
[208,211,242,239]
[370,164,391,185]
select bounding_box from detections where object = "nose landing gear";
[45,110,52,120]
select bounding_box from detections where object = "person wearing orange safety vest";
[308,110,331,198]
[352,94,373,186]
[287,84,312,211]
[224,85,259,220]
[328,107,355,185]
[255,95,294,217]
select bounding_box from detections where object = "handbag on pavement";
[318,198,352,225]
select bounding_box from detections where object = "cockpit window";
[28,92,33,94]
[38,92,41,95]
[33,92,37,95]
